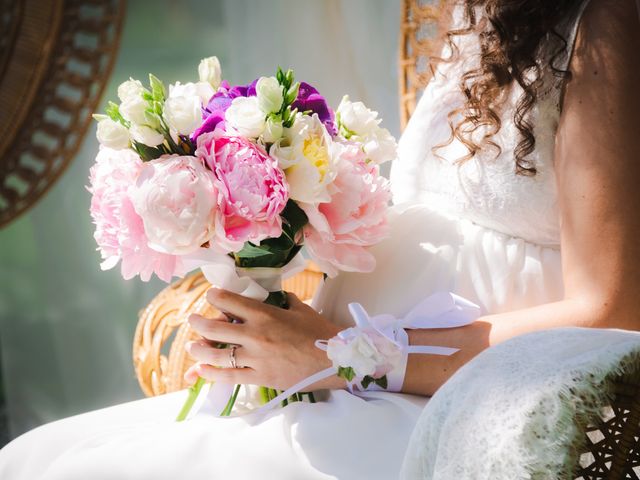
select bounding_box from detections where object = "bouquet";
[88,56,397,418]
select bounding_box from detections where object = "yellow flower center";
[302,135,329,181]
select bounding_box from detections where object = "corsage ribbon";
[246,291,481,417]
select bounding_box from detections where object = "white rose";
[117,78,144,103]
[130,124,165,147]
[163,95,202,136]
[362,128,397,165]
[198,56,222,90]
[169,81,214,105]
[336,95,380,137]
[225,96,266,138]
[261,117,283,143]
[96,119,130,149]
[120,96,148,125]
[256,76,283,114]
[130,155,217,255]
[269,114,336,203]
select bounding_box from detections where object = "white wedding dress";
[0,2,591,479]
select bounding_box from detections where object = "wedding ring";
[228,345,238,369]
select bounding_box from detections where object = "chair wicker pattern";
[132,0,640,476]
[0,0,126,228]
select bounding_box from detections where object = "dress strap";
[556,0,592,73]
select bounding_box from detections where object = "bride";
[2,0,639,478]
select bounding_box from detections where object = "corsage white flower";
[269,114,338,203]
[117,78,145,103]
[326,326,402,387]
[130,124,165,147]
[198,56,222,90]
[256,76,283,114]
[96,119,130,150]
[225,96,267,138]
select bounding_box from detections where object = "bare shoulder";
[571,0,640,78]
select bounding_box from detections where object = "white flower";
[117,78,144,103]
[96,119,130,149]
[169,81,214,105]
[337,95,380,136]
[336,95,397,164]
[269,114,337,203]
[261,117,283,143]
[362,128,397,165]
[130,155,218,255]
[225,96,266,138]
[256,76,283,114]
[327,327,401,379]
[162,81,214,136]
[198,56,222,90]
[163,95,201,136]
[120,95,148,125]
[130,124,165,147]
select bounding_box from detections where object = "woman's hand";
[184,288,345,391]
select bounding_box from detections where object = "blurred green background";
[0,0,400,441]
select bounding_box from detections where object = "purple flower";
[191,79,259,141]
[292,82,336,136]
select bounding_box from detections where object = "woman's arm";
[404,0,640,396]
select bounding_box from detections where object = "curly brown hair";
[435,0,583,175]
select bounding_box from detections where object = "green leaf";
[281,200,308,236]
[361,375,375,389]
[235,242,276,259]
[105,101,126,124]
[276,67,285,85]
[284,82,300,105]
[149,73,166,101]
[337,366,356,382]
[132,142,164,162]
[374,376,388,389]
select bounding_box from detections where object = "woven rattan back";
[575,368,640,479]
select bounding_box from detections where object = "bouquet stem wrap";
[176,254,307,420]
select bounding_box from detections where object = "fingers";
[206,288,277,321]
[186,341,252,369]
[184,363,256,385]
[189,314,245,344]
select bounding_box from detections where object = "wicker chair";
[132,1,640,477]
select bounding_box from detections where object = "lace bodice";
[391,2,590,247]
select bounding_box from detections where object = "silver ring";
[228,345,237,369]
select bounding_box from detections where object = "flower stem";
[220,384,242,417]
[176,376,206,422]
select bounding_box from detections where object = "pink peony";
[129,155,219,255]
[301,144,391,277]
[195,132,289,248]
[88,147,179,282]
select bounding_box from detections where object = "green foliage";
[360,375,388,390]
[338,366,356,382]
[105,101,127,125]
[149,74,166,102]
[275,67,300,128]
[132,142,165,162]
[234,200,308,268]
